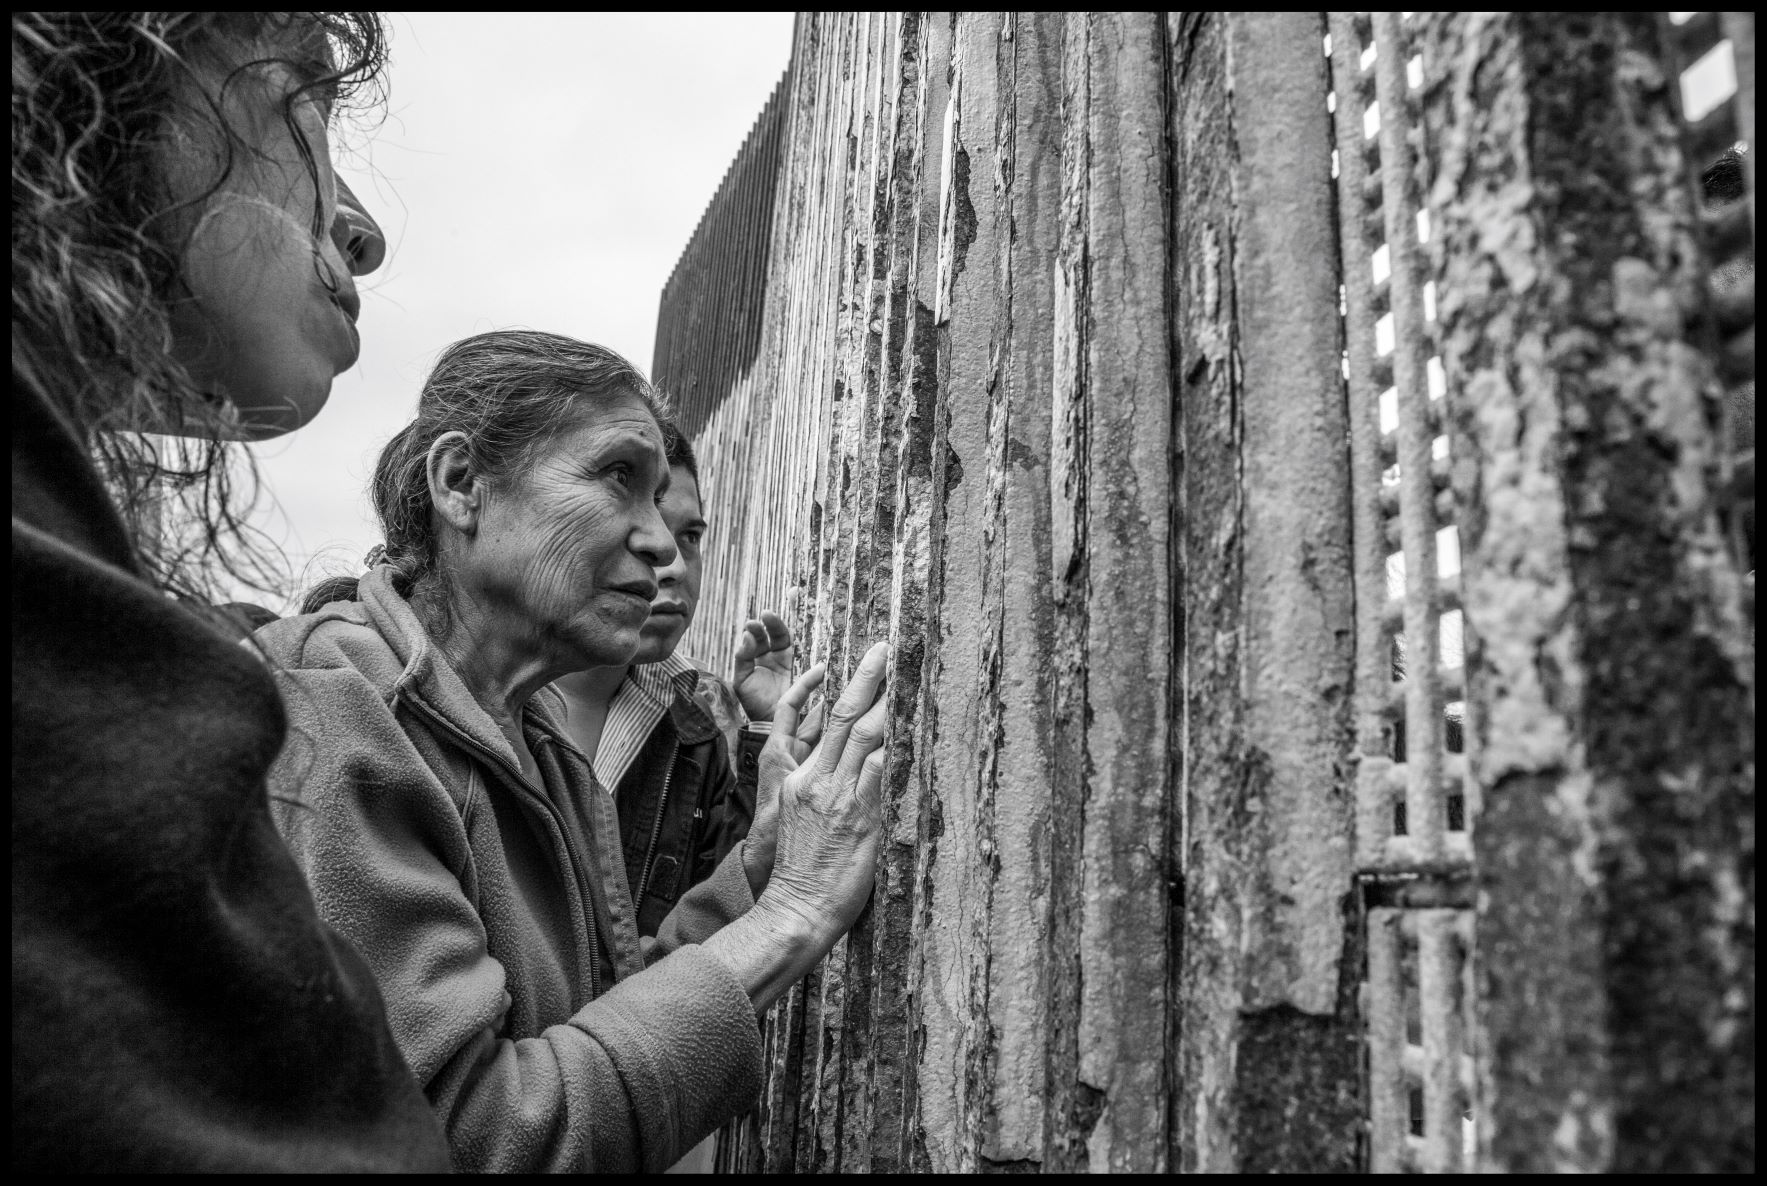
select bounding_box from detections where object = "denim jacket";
[612,677,766,936]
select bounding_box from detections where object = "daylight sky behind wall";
[242,12,1739,617]
[244,12,794,611]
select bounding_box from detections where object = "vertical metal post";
[1720,12,1755,236]
[1415,910,1464,1173]
[1370,10,1445,864]
[1420,10,1755,1172]
[1365,908,1408,1173]
[1330,11,1401,876]
[1174,10,1360,1173]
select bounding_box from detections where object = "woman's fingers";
[854,746,887,814]
[796,696,825,749]
[833,689,890,789]
[772,662,826,739]
[815,643,890,775]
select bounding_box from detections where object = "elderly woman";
[13,11,448,1171]
[259,329,887,1173]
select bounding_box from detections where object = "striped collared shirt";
[591,652,701,790]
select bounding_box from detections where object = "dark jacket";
[611,680,766,937]
[11,380,450,1171]
[258,568,765,1173]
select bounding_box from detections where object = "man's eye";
[606,464,633,488]
[681,531,703,547]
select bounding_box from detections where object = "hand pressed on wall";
[741,661,825,898]
[710,643,891,1017]
[758,642,889,939]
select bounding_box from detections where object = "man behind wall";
[552,424,795,938]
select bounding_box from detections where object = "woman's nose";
[331,176,386,276]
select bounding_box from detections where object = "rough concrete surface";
[1422,10,1754,1173]
[654,8,1754,1176]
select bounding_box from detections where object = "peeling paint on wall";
[655,8,1753,1175]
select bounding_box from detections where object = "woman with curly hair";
[13,12,449,1171]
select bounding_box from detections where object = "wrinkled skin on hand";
[742,643,889,933]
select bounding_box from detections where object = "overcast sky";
[243,12,794,611]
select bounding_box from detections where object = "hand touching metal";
[756,641,889,939]
[732,611,795,722]
[740,660,824,897]
[710,642,889,1014]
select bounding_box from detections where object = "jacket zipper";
[635,736,679,902]
[398,691,602,999]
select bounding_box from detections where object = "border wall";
[652,12,1755,1173]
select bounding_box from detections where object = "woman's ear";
[427,431,482,534]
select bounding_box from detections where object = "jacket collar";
[592,653,718,787]
[668,674,721,745]
[356,564,571,772]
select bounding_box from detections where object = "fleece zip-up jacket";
[257,566,765,1173]
[12,381,450,1172]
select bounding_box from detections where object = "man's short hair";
[660,418,702,492]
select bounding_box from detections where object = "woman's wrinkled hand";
[710,642,890,1015]
[741,661,828,898]
[752,641,889,942]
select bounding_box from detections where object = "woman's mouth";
[608,581,659,608]
[332,303,361,366]
[330,285,361,325]
[324,284,362,367]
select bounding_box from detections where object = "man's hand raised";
[733,611,795,722]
